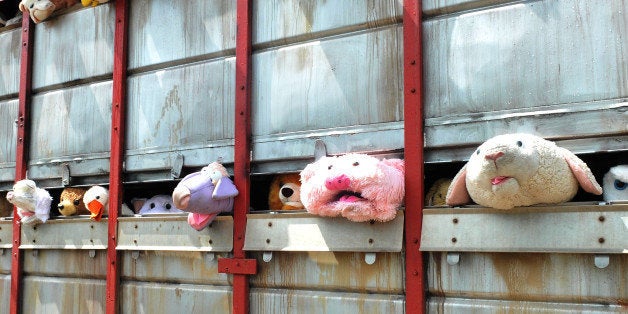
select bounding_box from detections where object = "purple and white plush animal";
[6,179,52,225]
[446,133,603,209]
[134,195,184,215]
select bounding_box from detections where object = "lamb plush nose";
[281,187,294,198]
[325,174,351,190]
[485,151,504,161]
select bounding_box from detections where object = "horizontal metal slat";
[20,218,108,250]
[0,220,11,249]
[421,203,628,253]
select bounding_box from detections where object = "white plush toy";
[602,165,628,202]
[6,179,52,225]
[446,133,603,209]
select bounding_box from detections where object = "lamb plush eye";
[615,180,627,190]
[476,149,480,155]
[30,4,34,8]
[353,162,359,166]
[328,165,333,170]
[73,200,80,206]
[516,141,523,147]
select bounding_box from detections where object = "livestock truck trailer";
[0,0,626,313]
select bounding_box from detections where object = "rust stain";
[492,253,547,296]
[154,85,184,144]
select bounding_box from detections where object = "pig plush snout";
[325,174,351,190]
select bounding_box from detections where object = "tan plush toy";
[425,178,452,206]
[57,187,89,216]
[19,0,79,24]
[268,173,304,211]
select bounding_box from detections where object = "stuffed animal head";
[83,185,109,221]
[0,191,13,217]
[81,0,108,7]
[425,178,452,206]
[6,179,52,224]
[57,187,88,216]
[268,173,304,211]
[19,0,78,23]
[300,153,405,222]
[133,195,184,215]
[172,162,238,230]
[446,133,603,209]
[603,165,628,202]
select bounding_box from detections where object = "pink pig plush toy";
[300,153,405,222]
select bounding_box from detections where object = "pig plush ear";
[381,159,404,175]
[445,164,471,206]
[561,148,603,195]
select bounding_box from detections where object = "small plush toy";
[0,192,13,217]
[425,178,452,206]
[172,162,239,231]
[57,187,89,216]
[446,133,603,209]
[603,165,628,202]
[6,179,52,225]
[80,0,108,7]
[268,173,304,211]
[300,153,405,222]
[83,185,133,221]
[19,0,79,24]
[132,195,184,215]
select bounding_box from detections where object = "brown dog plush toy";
[268,173,304,211]
[57,187,89,216]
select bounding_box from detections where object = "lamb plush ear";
[19,2,27,12]
[561,148,603,195]
[445,164,471,206]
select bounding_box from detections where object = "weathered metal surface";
[0,27,20,97]
[128,0,236,70]
[31,3,114,90]
[251,25,404,163]
[117,216,233,252]
[120,250,230,285]
[427,297,625,313]
[423,0,517,15]
[250,288,404,314]
[19,218,108,250]
[22,249,107,278]
[423,0,628,161]
[252,0,402,46]
[0,99,17,187]
[244,211,404,252]
[427,252,627,304]
[27,81,112,185]
[0,275,9,312]
[0,220,11,250]
[121,282,231,313]
[421,203,628,253]
[125,58,235,173]
[250,252,404,294]
[22,276,105,313]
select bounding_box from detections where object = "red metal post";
[106,0,129,313]
[403,0,426,313]
[10,12,35,314]
[232,0,254,313]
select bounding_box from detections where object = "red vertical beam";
[233,0,252,313]
[107,0,129,313]
[404,0,426,313]
[10,12,35,314]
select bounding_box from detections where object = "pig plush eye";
[353,162,359,166]
[328,165,333,170]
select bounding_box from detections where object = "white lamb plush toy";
[446,133,603,209]
[602,165,628,202]
[6,179,52,225]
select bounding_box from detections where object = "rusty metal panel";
[32,3,114,90]
[0,275,9,312]
[422,0,517,15]
[27,81,112,184]
[421,204,628,253]
[22,249,107,278]
[0,27,20,97]
[252,0,402,46]
[427,297,625,313]
[244,212,403,252]
[0,99,17,187]
[125,58,235,173]
[0,220,11,250]
[427,252,627,304]
[22,276,105,313]
[251,26,404,163]
[128,0,236,70]
[250,288,404,314]
[121,282,231,313]
[117,216,233,252]
[20,218,108,250]
[120,250,230,285]
[250,252,404,294]
[423,0,628,160]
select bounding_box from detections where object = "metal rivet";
[267,222,272,227]
[451,237,457,243]
[266,239,270,244]
[598,216,605,222]
[410,88,416,93]
[368,238,374,244]
[598,237,605,244]
[453,218,459,224]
